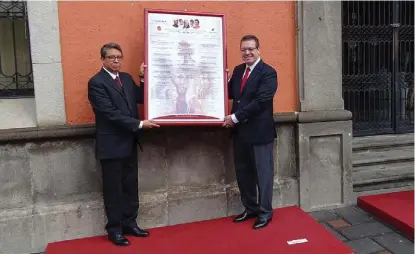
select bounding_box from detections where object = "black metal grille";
[0,1,34,98]
[342,1,414,136]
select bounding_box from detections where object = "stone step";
[353,133,414,151]
[353,161,414,186]
[352,133,414,191]
[353,146,414,167]
[353,178,414,193]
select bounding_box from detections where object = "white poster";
[145,11,226,124]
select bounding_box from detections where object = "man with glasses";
[223,35,278,230]
[88,42,159,246]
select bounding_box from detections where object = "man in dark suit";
[223,35,278,230]
[88,42,160,246]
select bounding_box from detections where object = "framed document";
[144,9,228,126]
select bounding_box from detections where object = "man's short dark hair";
[100,43,123,59]
[240,35,259,48]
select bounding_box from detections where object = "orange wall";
[58,1,297,125]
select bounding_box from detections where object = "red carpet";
[45,206,354,254]
[358,190,414,239]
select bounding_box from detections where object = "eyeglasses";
[240,47,258,53]
[105,55,124,61]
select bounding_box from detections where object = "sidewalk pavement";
[309,205,414,254]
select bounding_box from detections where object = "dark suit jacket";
[88,68,144,160]
[228,60,278,144]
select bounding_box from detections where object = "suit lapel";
[240,60,263,96]
[99,69,124,95]
[99,69,131,111]
[119,74,134,112]
[234,67,244,97]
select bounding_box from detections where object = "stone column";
[296,1,353,211]
[27,0,66,126]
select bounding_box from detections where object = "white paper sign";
[287,238,309,245]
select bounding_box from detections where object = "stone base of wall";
[0,124,298,253]
[0,178,298,253]
[0,111,354,254]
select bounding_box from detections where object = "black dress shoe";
[233,211,257,223]
[108,232,130,246]
[123,226,150,237]
[253,217,272,229]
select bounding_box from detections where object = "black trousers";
[233,138,274,219]
[100,150,139,233]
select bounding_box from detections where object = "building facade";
[0,1,412,253]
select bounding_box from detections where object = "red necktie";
[115,76,122,88]
[240,67,251,92]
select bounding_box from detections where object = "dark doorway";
[342,1,414,136]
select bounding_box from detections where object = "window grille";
[342,1,414,135]
[0,1,34,98]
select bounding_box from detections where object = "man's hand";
[139,62,147,77]
[142,120,160,129]
[222,115,235,128]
